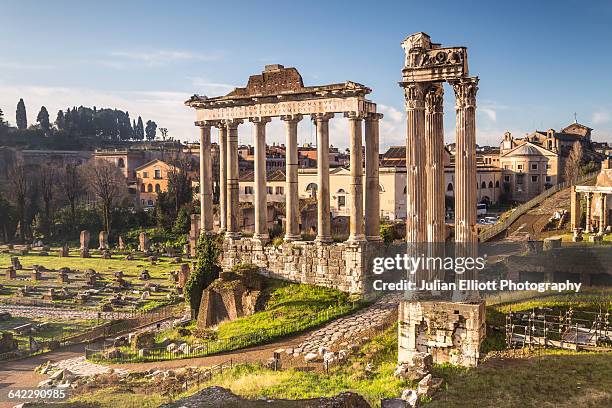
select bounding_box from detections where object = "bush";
[185,234,221,318]
[380,224,394,244]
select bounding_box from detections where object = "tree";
[167,153,195,216]
[185,234,221,318]
[55,110,65,130]
[0,108,6,127]
[9,162,32,241]
[0,191,16,243]
[145,120,157,141]
[82,160,127,235]
[58,163,83,220]
[37,106,50,132]
[564,142,584,185]
[135,116,144,140]
[16,98,27,130]
[39,164,57,237]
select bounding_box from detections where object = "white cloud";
[592,110,611,125]
[0,61,57,70]
[480,107,497,122]
[188,77,236,96]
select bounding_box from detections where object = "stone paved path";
[292,294,400,356]
[50,356,129,377]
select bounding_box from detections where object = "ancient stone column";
[451,77,479,300]
[199,122,214,233]
[599,193,606,233]
[346,112,365,242]
[98,231,109,250]
[603,194,608,230]
[312,113,334,243]
[570,187,581,231]
[250,116,272,243]
[281,114,303,241]
[217,123,228,233]
[424,84,446,245]
[226,119,243,238]
[585,192,592,233]
[80,230,90,258]
[365,113,383,241]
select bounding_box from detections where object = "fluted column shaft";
[281,114,303,241]
[313,113,334,243]
[585,193,592,233]
[600,193,606,233]
[217,124,228,232]
[225,119,242,238]
[199,123,213,233]
[347,112,365,242]
[251,117,271,242]
[365,113,383,241]
[452,77,479,294]
[425,85,446,244]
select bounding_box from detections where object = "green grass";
[29,387,167,408]
[0,315,99,342]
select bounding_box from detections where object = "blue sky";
[1,0,611,149]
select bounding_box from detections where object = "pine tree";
[16,98,27,130]
[145,120,157,141]
[0,108,6,127]
[55,110,65,130]
[136,116,145,140]
[37,106,50,131]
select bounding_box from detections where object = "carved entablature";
[402,46,468,83]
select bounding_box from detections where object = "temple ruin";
[397,32,485,367]
[186,64,384,294]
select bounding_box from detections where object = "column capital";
[402,82,428,110]
[311,112,335,122]
[249,116,272,124]
[366,112,384,122]
[280,114,303,123]
[224,118,244,129]
[450,76,479,109]
[344,111,366,121]
[425,84,444,114]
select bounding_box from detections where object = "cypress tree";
[16,98,27,130]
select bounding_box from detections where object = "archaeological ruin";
[186,63,384,294]
[186,32,486,367]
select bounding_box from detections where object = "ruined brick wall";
[221,238,383,295]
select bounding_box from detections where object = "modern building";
[135,159,176,208]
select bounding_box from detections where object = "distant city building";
[135,159,175,208]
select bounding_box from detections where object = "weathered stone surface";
[196,267,262,329]
[131,331,156,351]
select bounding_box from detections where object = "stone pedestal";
[398,300,486,368]
[139,232,151,253]
[80,230,90,258]
[6,267,16,279]
[58,244,69,257]
[98,231,109,250]
[178,264,191,290]
[118,236,125,251]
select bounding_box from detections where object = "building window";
[155,184,161,193]
[118,158,125,168]
[267,186,273,195]
[154,169,162,179]
[140,184,145,193]
[504,165,510,170]
[338,195,346,208]
[531,175,538,182]
[143,171,148,178]
[546,164,552,170]
[545,176,552,183]
[481,181,487,189]
[531,163,538,170]
[245,186,253,194]
[504,175,510,182]
[447,183,453,192]
[275,186,284,195]
[488,181,494,188]
[517,164,523,171]
[147,199,153,206]
[495,181,500,188]
[147,184,153,192]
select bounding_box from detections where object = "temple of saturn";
[186,64,384,294]
[397,32,485,368]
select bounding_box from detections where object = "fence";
[479,171,599,242]
[505,308,611,351]
[86,301,361,363]
[0,304,181,361]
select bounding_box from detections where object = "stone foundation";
[221,237,382,295]
[398,300,486,367]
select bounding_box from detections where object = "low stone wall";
[221,238,383,295]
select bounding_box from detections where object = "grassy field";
[0,315,99,342]
[156,279,354,345]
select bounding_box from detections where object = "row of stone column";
[574,191,608,233]
[198,112,383,244]
[402,77,479,295]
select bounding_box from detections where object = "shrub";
[380,224,394,244]
[184,234,221,318]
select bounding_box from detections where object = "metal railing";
[86,302,360,363]
[479,171,599,242]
